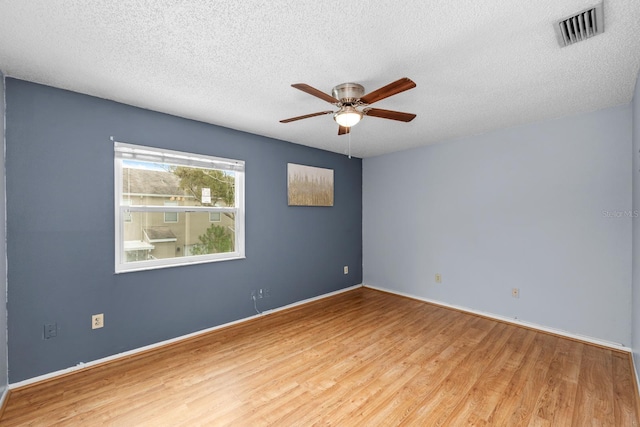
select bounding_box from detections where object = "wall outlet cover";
[92,313,104,329]
[44,323,57,339]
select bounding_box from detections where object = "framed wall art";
[287,163,334,207]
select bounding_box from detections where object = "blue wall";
[0,72,7,393]
[364,104,633,345]
[633,70,640,384]
[5,78,362,382]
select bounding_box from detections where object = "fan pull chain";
[348,130,351,159]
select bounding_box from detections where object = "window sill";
[115,254,246,274]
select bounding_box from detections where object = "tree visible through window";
[190,225,233,255]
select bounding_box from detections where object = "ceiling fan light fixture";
[334,106,362,128]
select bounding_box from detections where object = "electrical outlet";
[344,266,349,275]
[435,273,442,284]
[512,288,520,298]
[252,288,270,300]
[92,313,104,329]
[44,323,57,339]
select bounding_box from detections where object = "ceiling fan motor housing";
[332,83,365,104]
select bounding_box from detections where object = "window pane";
[121,160,236,207]
[172,165,235,206]
[122,211,236,263]
[209,212,221,222]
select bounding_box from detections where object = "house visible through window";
[114,142,245,273]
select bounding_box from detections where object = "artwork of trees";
[288,163,334,207]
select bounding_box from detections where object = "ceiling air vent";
[555,3,604,47]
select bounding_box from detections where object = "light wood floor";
[2,288,639,426]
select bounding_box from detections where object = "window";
[114,142,245,273]
[164,201,178,223]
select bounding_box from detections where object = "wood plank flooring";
[2,288,638,426]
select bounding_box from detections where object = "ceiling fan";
[280,78,417,135]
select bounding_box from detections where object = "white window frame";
[114,142,245,273]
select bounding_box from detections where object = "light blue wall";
[0,71,6,394]
[632,70,640,382]
[363,104,633,345]
[5,79,362,382]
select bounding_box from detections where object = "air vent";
[556,3,604,47]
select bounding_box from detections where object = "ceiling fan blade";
[363,108,417,122]
[291,84,339,104]
[359,78,416,105]
[338,125,350,135]
[280,111,334,123]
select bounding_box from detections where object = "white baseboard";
[364,284,631,353]
[9,284,362,390]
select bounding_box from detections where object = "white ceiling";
[0,1,639,158]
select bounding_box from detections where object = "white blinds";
[114,141,244,172]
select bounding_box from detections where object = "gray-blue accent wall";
[5,78,362,383]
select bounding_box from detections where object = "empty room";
[1,1,640,425]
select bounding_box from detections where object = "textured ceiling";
[0,1,639,158]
